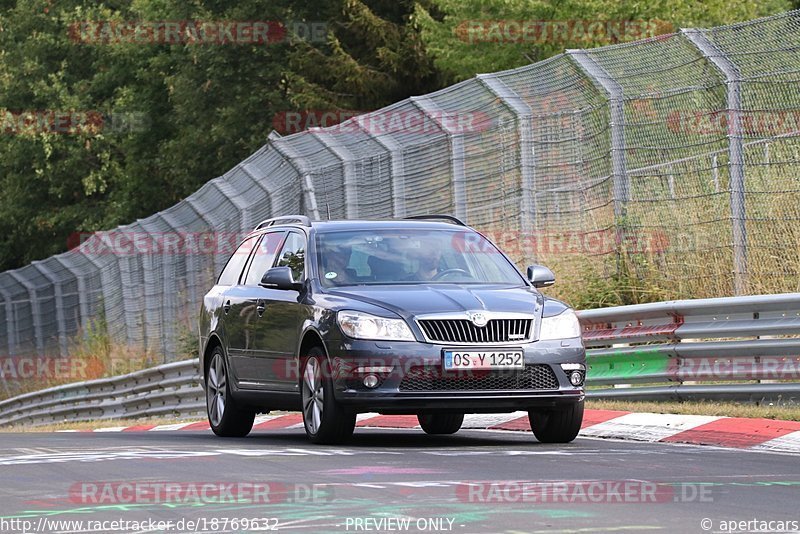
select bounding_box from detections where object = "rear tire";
[528,400,584,443]
[418,413,464,435]
[301,347,356,444]
[206,347,255,437]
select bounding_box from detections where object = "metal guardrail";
[1,294,799,427]
[579,293,800,403]
[0,359,203,427]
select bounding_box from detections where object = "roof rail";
[403,214,467,226]
[254,215,312,230]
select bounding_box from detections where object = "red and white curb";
[58,410,800,454]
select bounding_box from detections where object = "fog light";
[569,370,584,387]
[363,375,379,388]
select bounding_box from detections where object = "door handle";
[223,300,231,314]
[256,299,266,317]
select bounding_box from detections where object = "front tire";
[528,400,584,443]
[301,347,356,444]
[206,347,255,437]
[418,413,464,435]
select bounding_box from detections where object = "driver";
[410,247,442,281]
[321,244,356,284]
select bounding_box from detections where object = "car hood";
[325,284,550,321]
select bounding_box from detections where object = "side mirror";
[260,266,302,291]
[526,264,555,288]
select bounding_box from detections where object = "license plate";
[443,349,524,371]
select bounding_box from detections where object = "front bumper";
[327,337,585,414]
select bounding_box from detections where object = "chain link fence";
[1,11,799,361]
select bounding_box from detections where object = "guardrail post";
[268,132,322,220]
[312,130,358,219]
[410,96,468,221]
[353,116,406,218]
[682,28,748,296]
[477,73,537,256]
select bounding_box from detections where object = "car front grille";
[399,364,559,392]
[418,318,533,344]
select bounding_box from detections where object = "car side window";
[243,231,286,286]
[217,236,257,286]
[275,232,306,282]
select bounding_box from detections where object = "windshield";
[315,229,525,287]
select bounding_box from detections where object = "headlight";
[539,310,581,340]
[337,310,415,341]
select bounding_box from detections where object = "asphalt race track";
[0,428,798,534]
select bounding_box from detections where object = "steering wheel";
[432,268,474,281]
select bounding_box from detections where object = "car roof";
[309,219,471,232]
[245,218,475,238]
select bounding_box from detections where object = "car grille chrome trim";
[399,364,559,392]
[416,313,536,345]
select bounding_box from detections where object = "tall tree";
[286,0,442,113]
[414,0,793,82]
[0,0,443,270]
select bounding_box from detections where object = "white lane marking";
[0,447,406,465]
[462,412,525,428]
[253,414,277,425]
[0,449,219,465]
[752,430,800,454]
[93,426,128,432]
[579,412,721,442]
[150,422,195,431]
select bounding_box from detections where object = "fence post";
[239,161,277,214]
[0,285,16,357]
[682,28,748,296]
[7,271,44,354]
[567,50,629,222]
[354,116,406,218]
[410,96,468,221]
[31,262,68,357]
[268,133,322,220]
[477,73,536,259]
[312,130,358,219]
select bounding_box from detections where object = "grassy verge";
[0,319,170,402]
[587,399,800,421]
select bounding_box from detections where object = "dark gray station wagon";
[199,215,585,444]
